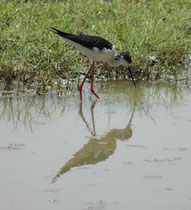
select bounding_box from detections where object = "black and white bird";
[50,27,136,100]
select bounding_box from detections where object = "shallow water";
[0,80,191,210]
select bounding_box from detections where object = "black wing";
[50,27,113,51]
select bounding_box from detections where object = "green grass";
[0,0,191,89]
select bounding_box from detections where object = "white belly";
[62,37,116,64]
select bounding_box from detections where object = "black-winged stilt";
[50,27,136,100]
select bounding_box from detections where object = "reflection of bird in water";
[50,27,136,101]
[52,102,135,182]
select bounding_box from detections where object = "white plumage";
[50,27,135,100]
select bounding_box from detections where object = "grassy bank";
[0,0,191,90]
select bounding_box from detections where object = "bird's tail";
[50,26,72,38]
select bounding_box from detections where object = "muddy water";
[0,81,191,210]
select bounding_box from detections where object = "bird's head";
[121,52,132,67]
[117,53,136,86]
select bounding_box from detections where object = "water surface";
[0,80,191,210]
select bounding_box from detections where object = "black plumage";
[50,26,136,100]
[50,27,113,51]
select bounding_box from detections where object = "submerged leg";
[79,62,94,101]
[90,62,99,99]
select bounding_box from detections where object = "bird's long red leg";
[79,62,94,101]
[90,62,99,99]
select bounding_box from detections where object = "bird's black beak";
[128,66,136,87]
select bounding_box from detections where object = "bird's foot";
[90,88,99,99]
